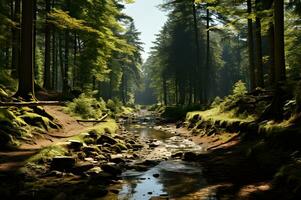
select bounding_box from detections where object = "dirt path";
[0,106,93,172]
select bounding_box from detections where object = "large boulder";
[71,162,95,175]
[97,135,117,145]
[101,163,122,175]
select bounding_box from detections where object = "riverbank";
[1,103,300,199]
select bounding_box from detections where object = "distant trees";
[145,0,298,105]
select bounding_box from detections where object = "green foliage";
[232,80,247,97]
[27,145,68,164]
[106,98,123,113]
[0,70,17,93]
[161,104,204,122]
[211,96,223,107]
[65,93,107,119]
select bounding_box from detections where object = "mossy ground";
[26,119,118,165]
[0,106,59,149]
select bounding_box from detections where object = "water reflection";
[118,112,214,200]
[119,160,208,200]
[126,126,173,141]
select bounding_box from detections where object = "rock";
[126,143,133,149]
[171,152,183,158]
[88,130,99,139]
[132,164,149,172]
[101,163,122,175]
[82,146,100,156]
[141,160,160,167]
[110,189,119,194]
[176,121,183,128]
[148,192,153,195]
[87,167,102,176]
[68,140,83,151]
[149,141,161,148]
[95,154,107,161]
[45,170,64,177]
[183,152,198,161]
[97,135,117,145]
[111,144,122,153]
[84,157,98,163]
[126,139,136,145]
[115,143,128,151]
[72,162,95,175]
[51,156,76,171]
[77,152,86,160]
[110,154,125,164]
[89,172,115,183]
[153,173,160,178]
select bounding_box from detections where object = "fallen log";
[76,114,108,124]
[0,101,66,107]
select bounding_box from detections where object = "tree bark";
[268,23,275,86]
[73,33,77,88]
[163,73,167,105]
[33,0,37,80]
[205,7,210,101]
[52,28,57,90]
[16,0,35,99]
[254,16,264,87]
[63,30,69,94]
[59,32,64,91]
[44,0,52,89]
[247,0,256,90]
[274,0,286,82]
[192,2,201,103]
[11,0,20,78]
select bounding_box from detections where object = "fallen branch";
[0,101,66,107]
[76,114,108,124]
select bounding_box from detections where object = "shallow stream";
[110,111,218,200]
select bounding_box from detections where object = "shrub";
[232,80,247,97]
[106,98,123,113]
[65,93,106,119]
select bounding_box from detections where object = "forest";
[0,0,301,199]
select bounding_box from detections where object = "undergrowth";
[65,92,135,119]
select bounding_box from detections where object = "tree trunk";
[11,0,20,78]
[63,30,69,94]
[33,0,37,80]
[59,32,64,92]
[73,33,77,88]
[121,68,126,105]
[16,0,35,99]
[274,0,286,82]
[205,7,210,101]
[247,0,256,90]
[44,0,51,89]
[254,16,264,87]
[163,74,167,105]
[192,2,201,103]
[268,23,275,86]
[52,28,57,90]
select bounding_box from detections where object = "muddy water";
[115,112,217,200]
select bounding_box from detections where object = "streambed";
[109,111,217,200]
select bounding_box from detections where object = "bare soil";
[0,106,92,172]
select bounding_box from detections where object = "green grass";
[71,119,118,142]
[26,119,118,165]
[186,107,255,124]
[27,144,68,164]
